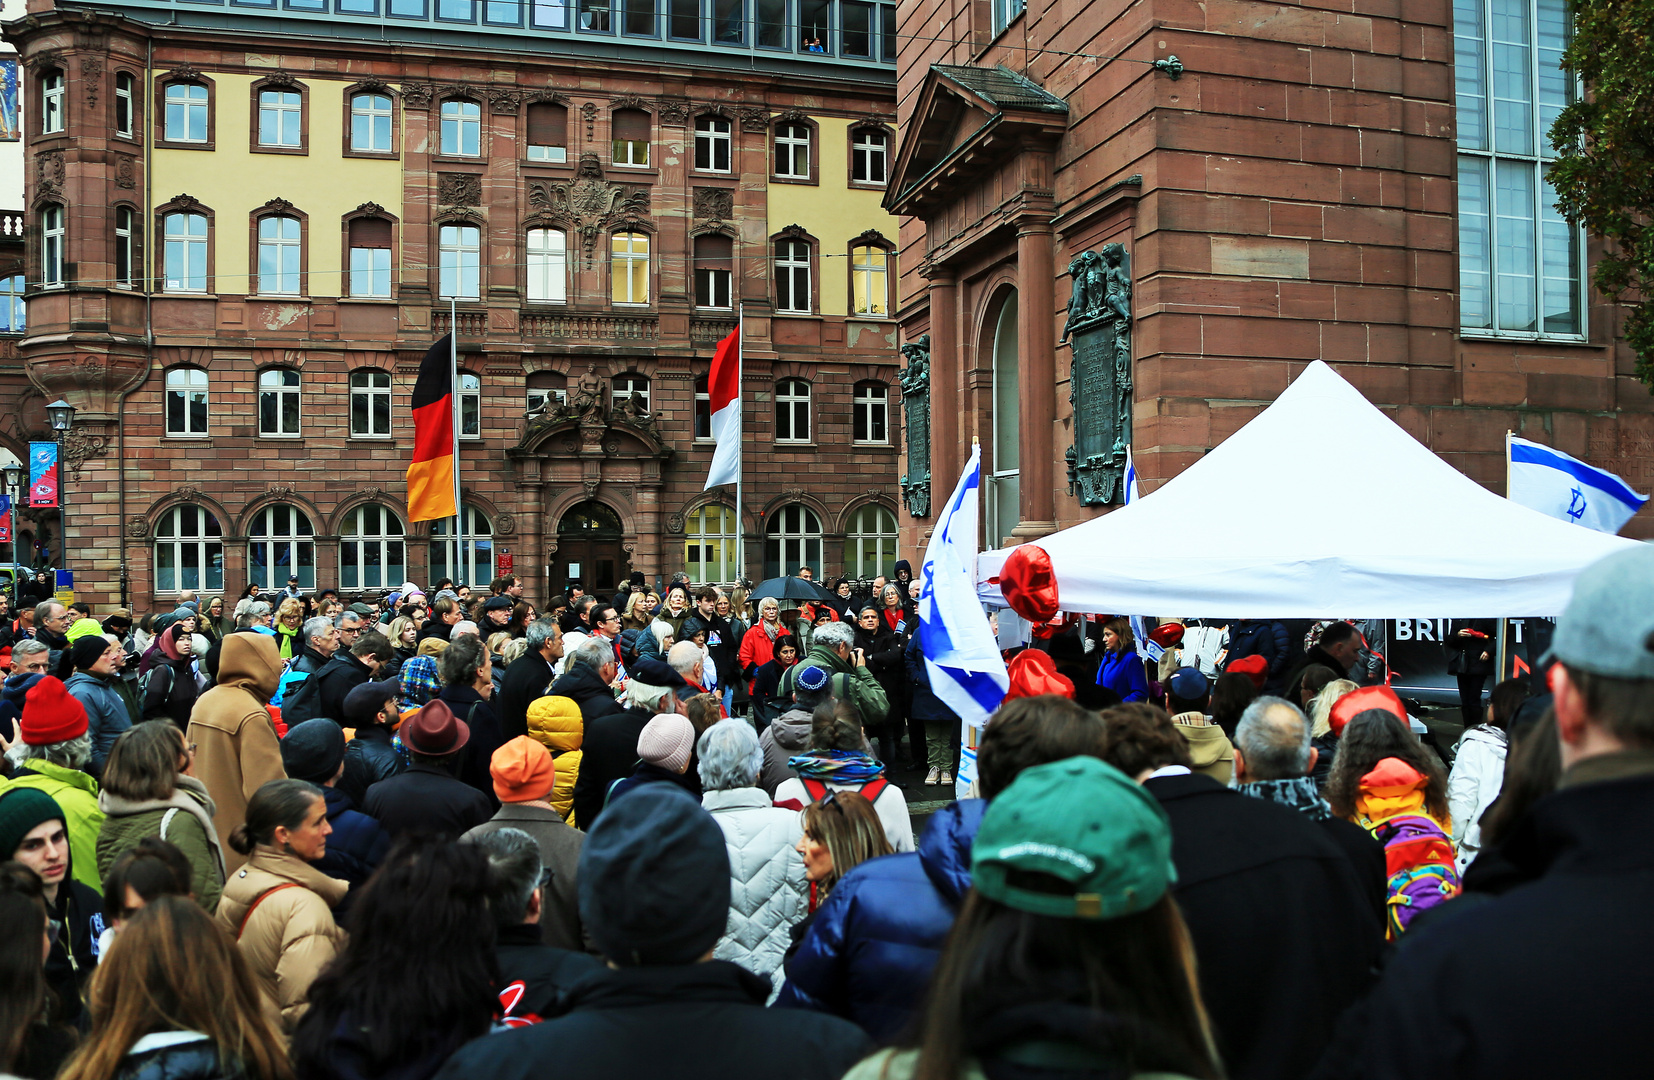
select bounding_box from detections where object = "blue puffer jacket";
[1095,648,1150,703]
[66,671,136,774]
[314,785,391,890]
[903,627,959,725]
[1225,620,1292,692]
[774,797,986,1041]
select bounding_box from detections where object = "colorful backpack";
[1369,813,1461,939]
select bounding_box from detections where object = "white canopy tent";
[977,361,1643,618]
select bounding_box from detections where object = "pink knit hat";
[637,713,696,774]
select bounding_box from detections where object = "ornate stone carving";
[257,70,300,88]
[355,201,387,216]
[1063,244,1133,507]
[777,108,808,123]
[526,90,569,106]
[401,83,434,109]
[581,101,597,141]
[173,486,203,501]
[693,187,734,221]
[489,88,521,114]
[359,486,386,500]
[114,157,136,189]
[166,64,203,82]
[494,512,516,535]
[666,512,685,535]
[738,107,770,132]
[438,173,482,206]
[354,78,393,95]
[899,334,931,518]
[775,223,810,241]
[36,152,64,197]
[166,193,202,211]
[526,154,651,268]
[259,197,297,215]
[657,98,691,126]
[60,427,110,479]
[81,56,103,108]
[582,478,600,496]
[610,94,649,112]
[266,484,297,499]
[853,228,889,247]
[127,515,150,540]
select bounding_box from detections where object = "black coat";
[1445,618,1498,677]
[141,657,199,729]
[340,726,407,807]
[497,651,556,741]
[363,762,493,839]
[313,652,376,726]
[1144,773,1383,1080]
[853,623,907,730]
[495,923,604,1022]
[1285,644,1353,699]
[570,705,652,831]
[45,877,103,1026]
[315,785,391,890]
[438,684,505,809]
[431,961,873,1080]
[1313,769,1654,1080]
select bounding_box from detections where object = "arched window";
[989,292,1020,543]
[460,372,481,438]
[348,215,393,297]
[611,108,651,166]
[764,503,821,579]
[850,243,889,316]
[0,275,24,334]
[115,207,136,288]
[429,505,494,586]
[162,211,209,292]
[694,234,732,309]
[165,367,209,437]
[846,504,898,579]
[41,206,64,288]
[340,504,406,590]
[154,505,224,594]
[258,368,301,437]
[526,101,567,161]
[774,237,811,312]
[694,114,731,172]
[41,70,65,134]
[775,377,811,443]
[527,227,567,302]
[685,504,739,583]
[256,214,302,295]
[439,223,481,300]
[440,98,482,156]
[853,380,888,443]
[611,231,650,304]
[350,91,395,153]
[612,372,650,413]
[247,504,316,590]
[350,369,393,437]
[850,126,888,184]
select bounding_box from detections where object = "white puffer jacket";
[702,787,807,983]
[1448,724,1508,872]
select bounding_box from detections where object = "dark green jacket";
[777,641,889,729]
[96,775,225,912]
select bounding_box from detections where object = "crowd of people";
[0,540,1650,1080]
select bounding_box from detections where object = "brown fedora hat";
[400,699,470,756]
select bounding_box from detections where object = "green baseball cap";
[971,756,1176,920]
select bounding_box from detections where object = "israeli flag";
[1124,445,1139,505]
[1508,436,1648,535]
[918,443,1009,797]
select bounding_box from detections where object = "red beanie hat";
[1227,654,1268,690]
[1329,684,1408,738]
[21,676,89,745]
[1002,649,1075,702]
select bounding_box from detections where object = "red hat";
[400,700,470,756]
[21,676,89,745]
[1147,623,1185,649]
[1002,649,1075,703]
[1329,684,1408,738]
[1227,654,1268,690]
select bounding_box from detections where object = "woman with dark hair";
[750,633,800,727]
[139,623,200,729]
[291,838,500,1080]
[775,702,913,853]
[0,864,75,1080]
[842,756,1221,1080]
[1448,676,1530,871]
[214,778,345,1034]
[852,603,909,766]
[1326,710,1453,828]
[1094,616,1150,704]
[57,896,291,1080]
[96,721,225,912]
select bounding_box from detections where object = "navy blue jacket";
[903,628,959,725]
[315,785,391,890]
[1226,620,1292,692]
[774,797,986,1041]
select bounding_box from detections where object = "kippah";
[796,664,829,692]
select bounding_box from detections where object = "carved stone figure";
[527,154,650,268]
[1060,250,1105,344]
[1064,244,1133,506]
[899,334,932,518]
[568,364,604,416]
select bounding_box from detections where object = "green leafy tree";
[1548,0,1654,388]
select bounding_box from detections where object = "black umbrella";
[746,576,836,603]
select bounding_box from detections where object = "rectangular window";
[338,0,379,12]
[798,0,828,50]
[459,373,481,437]
[441,99,482,156]
[580,0,612,30]
[527,228,568,302]
[485,0,522,22]
[694,379,712,438]
[351,93,395,152]
[880,3,895,61]
[757,0,785,46]
[258,89,303,147]
[163,212,209,292]
[438,0,477,17]
[775,379,811,442]
[115,73,135,137]
[1454,0,1580,336]
[115,207,134,288]
[992,0,1024,34]
[533,0,568,26]
[695,234,733,308]
[851,245,888,315]
[259,369,301,437]
[612,108,650,166]
[611,232,650,304]
[526,102,568,161]
[42,73,65,134]
[41,207,64,288]
[695,115,731,171]
[389,0,427,14]
[853,383,888,443]
[257,216,302,295]
[165,83,210,143]
[841,0,871,56]
[351,371,393,437]
[852,128,887,183]
[166,369,210,438]
[713,0,742,41]
[622,0,656,32]
[439,224,481,299]
[774,239,810,313]
[349,216,393,297]
[671,0,701,38]
[775,121,810,178]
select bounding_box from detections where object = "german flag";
[406,333,458,522]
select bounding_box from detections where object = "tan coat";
[187,634,287,872]
[215,847,347,1033]
[1173,712,1236,786]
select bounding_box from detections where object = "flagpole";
[451,297,463,587]
[1497,430,1512,680]
[735,303,745,586]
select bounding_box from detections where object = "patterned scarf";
[1235,775,1332,821]
[788,748,886,785]
[399,655,442,709]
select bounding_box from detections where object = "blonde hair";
[1309,679,1360,738]
[275,597,304,626]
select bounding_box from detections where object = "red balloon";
[998,544,1060,623]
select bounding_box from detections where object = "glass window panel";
[842,0,871,56]
[880,3,895,61]
[534,0,568,26]
[623,0,656,32]
[1494,158,1537,332]
[713,0,741,41]
[1458,157,1492,330]
[798,0,828,49]
[671,0,700,38]
[1536,0,1571,140]
[1453,0,1487,150]
[1540,175,1580,334]
[1490,0,1532,155]
[757,0,784,46]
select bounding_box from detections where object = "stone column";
[1013,218,1056,539]
[925,265,958,494]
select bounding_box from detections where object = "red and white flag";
[703,325,741,489]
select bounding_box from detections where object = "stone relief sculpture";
[899,334,931,518]
[1063,243,1133,506]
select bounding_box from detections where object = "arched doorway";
[988,290,1020,545]
[555,501,625,596]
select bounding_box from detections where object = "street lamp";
[45,399,75,596]
[1,461,20,608]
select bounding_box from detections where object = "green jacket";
[777,640,889,729]
[96,775,225,913]
[1,760,104,893]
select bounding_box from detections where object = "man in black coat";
[363,700,492,838]
[1102,704,1382,1080]
[567,649,681,830]
[1313,545,1654,1080]
[1284,621,1363,700]
[299,631,394,727]
[498,617,562,741]
[434,785,871,1080]
[1231,696,1386,921]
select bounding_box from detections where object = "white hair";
[667,640,703,678]
[452,620,480,637]
[627,680,676,713]
[697,718,762,791]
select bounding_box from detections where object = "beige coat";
[187,634,286,872]
[1172,712,1236,786]
[215,847,347,1033]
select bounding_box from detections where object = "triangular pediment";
[885,64,1069,217]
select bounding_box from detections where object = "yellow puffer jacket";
[526,695,584,827]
